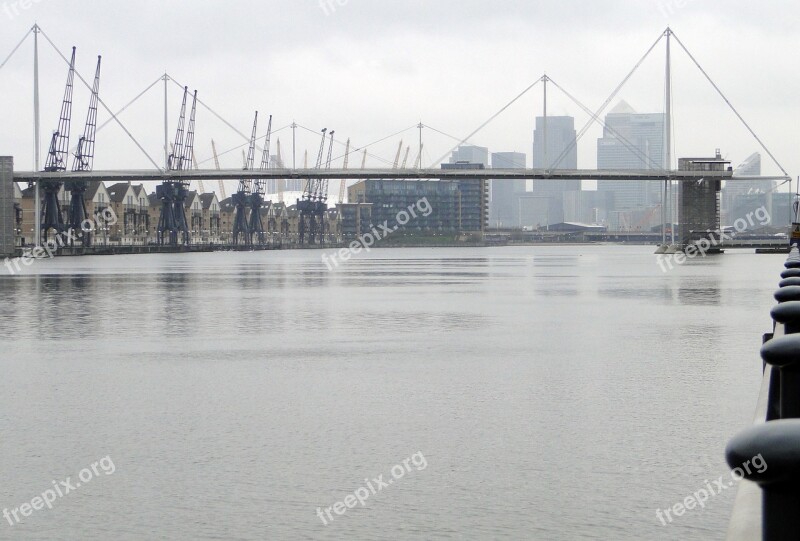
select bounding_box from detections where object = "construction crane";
[232,112,257,245]
[400,145,410,169]
[157,87,195,246]
[392,139,403,169]
[249,114,272,246]
[210,140,226,199]
[41,46,76,242]
[337,138,350,205]
[298,129,330,245]
[66,54,101,247]
[192,154,205,193]
[413,144,424,169]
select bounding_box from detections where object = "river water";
[0,245,781,540]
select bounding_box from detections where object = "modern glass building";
[531,116,579,226]
[596,101,664,211]
[348,167,487,233]
[490,151,526,228]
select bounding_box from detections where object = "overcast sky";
[0,0,797,187]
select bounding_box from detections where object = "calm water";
[0,245,781,540]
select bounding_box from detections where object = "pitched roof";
[609,100,636,115]
[199,193,217,209]
[106,182,132,202]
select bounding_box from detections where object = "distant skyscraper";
[722,152,774,226]
[596,101,664,211]
[449,145,489,166]
[490,152,526,228]
[530,116,579,226]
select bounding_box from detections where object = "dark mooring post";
[726,247,800,540]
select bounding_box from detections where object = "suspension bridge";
[0,25,791,253]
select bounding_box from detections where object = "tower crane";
[67,54,101,247]
[41,47,76,242]
[232,112,257,245]
[192,154,205,193]
[211,139,226,199]
[392,139,403,169]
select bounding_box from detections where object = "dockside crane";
[157,86,195,246]
[249,114,272,246]
[41,47,76,242]
[298,128,329,245]
[67,54,101,247]
[232,112,258,246]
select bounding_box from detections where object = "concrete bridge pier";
[0,156,14,257]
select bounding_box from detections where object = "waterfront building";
[336,202,373,242]
[107,182,150,245]
[199,193,221,243]
[348,172,488,235]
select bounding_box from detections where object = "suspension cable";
[433,77,542,167]
[671,31,790,180]
[549,31,666,171]
[0,26,32,72]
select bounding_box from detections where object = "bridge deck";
[7,167,745,183]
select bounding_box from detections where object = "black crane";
[298,128,332,245]
[157,87,196,246]
[41,46,76,242]
[66,55,101,247]
[249,114,272,246]
[232,112,257,246]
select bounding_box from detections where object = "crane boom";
[392,139,403,169]
[211,139,225,198]
[72,55,101,172]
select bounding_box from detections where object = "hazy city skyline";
[0,1,796,183]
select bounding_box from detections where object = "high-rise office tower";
[490,152,526,228]
[530,116,579,225]
[596,101,664,211]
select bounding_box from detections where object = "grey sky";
[0,0,797,182]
